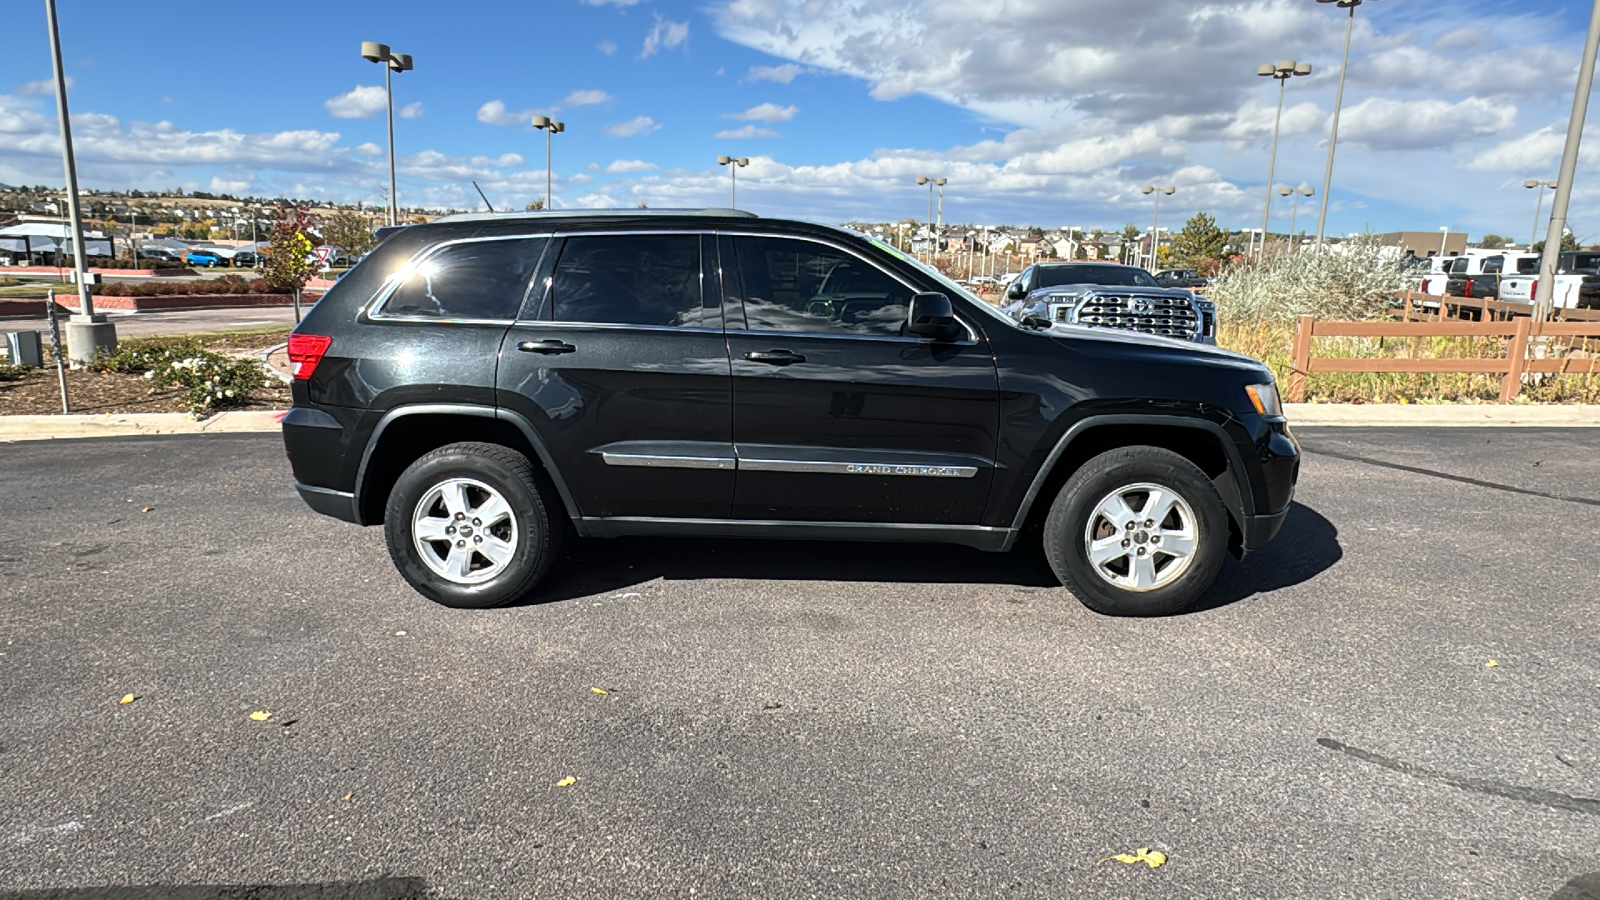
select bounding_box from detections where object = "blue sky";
[2,0,1599,240]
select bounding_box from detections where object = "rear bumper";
[295,482,360,524]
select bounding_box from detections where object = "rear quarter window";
[380,237,546,320]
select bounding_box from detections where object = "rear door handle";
[518,339,576,355]
[745,349,806,365]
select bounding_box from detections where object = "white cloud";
[570,173,596,186]
[399,102,424,119]
[16,77,71,96]
[605,159,659,173]
[748,63,804,84]
[1465,127,1566,173]
[641,15,690,58]
[604,115,661,137]
[598,40,617,55]
[477,99,550,127]
[563,90,614,106]
[1340,97,1515,151]
[726,102,797,123]
[324,85,388,119]
[209,176,251,194]
[714,125,779,139]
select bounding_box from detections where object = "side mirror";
[1006,282,1027,299]
[907,292,962,342]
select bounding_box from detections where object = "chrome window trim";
[365,232,554,323]
[717,230,981,343]
[733,327,976,346]
[509,320,723,334]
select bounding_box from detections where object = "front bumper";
[1240,504,1291,552]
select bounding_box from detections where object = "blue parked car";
[184,250,226,268]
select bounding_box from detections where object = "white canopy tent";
[0,223,114,260]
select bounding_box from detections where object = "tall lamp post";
[1313,0,1376,251]
[360,41,413,227]
[1257,59,1312,261]
[1141,185,1175,269]
[531,117,566,210]
[717,155,749,207]
[1438,225,1450,258]
[45,0,115,361]
[1525,179,1558,249]
[1279,186,1315,250]
[1534,0,1600,324]
[916,176,947,262]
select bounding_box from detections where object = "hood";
[1046,322,1267,373]
[1027,283,1200,302]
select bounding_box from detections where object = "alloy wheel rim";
[1083,482,1198,593]
[412,478,518,585]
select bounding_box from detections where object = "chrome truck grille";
[1053,292,1203,340]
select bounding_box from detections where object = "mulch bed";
[0,368,289,415]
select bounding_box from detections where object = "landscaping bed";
[0,329,292,416]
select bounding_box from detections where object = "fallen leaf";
[762,702,783,710]
[117,694,136,705]
[1100,847,1167,869]
[555,776,578,787]
[140,506,154,513]
[591,687,610,696]
[249,710,272,721]
[1486,660,1500,668]
[342,792,354,801]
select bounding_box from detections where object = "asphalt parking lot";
[2,428,1598,899]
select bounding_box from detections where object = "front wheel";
[1043,446,1228,617]
[383,442,562,609]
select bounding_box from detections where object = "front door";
[496,232,734,521]
[722,234,1000,525]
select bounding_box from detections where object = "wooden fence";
[1390,291,1600,324]
[1288,314,1600,403]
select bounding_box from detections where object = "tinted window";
[1515,257,1539,274]
[1482,256,1503,274]
[733,237,912,337]
[1563,252,1600,273]
[1035,265,1159,289]
[382,238,544,320]
[549,234,707,327]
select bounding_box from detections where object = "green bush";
[0,363,32,382]
[94,275,285,297]
[89,338,267,413]
[88,337,205,374]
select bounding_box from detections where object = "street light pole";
[1258,59,1312,261]
[1534,0,1600,324]
[1280,186,1314,250]
[1141,185,1175,269]
[1313,0,1375,252]
[532,117,567,209]
[1439,226,1450,258]
[717,155,749,207]
[1525,179,1558,249]
[915,176,947,262]
[45,0,116,360]
[361,42,413,227]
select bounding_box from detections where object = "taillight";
[287,334,332,381]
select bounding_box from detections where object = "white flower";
[225,389,235,398]
[143,371,155,380]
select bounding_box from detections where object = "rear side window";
[548,234,709,327]
[381,238,545,320]
[732,236,912,337]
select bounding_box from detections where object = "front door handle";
[745,349,806,365]
[518,339,576,355]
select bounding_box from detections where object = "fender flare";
[353,403,584,529]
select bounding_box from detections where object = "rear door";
[496,231,734,520]
[722,233,1000,525]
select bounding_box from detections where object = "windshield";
[1036,265,1160,289]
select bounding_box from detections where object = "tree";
[320,209,378,257]
[523,199,545,211]
[1171,212,1228,275]
[1479,234,1506,249]
[1533,233,1580,253]
[261,206,320,292]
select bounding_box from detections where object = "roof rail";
[430,207,759,225]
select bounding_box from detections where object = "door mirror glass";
[907,292,962,341]
[1006,282,1027,299]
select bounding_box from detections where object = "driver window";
[732,236,912,337]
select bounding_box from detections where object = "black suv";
[1002,262,1216,344]
[283,210,1297,617]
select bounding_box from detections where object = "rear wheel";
[383,442,561,608]
[1043,446,1228,617]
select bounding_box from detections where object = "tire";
[382,442,562,609]
[1042,446,1228,617]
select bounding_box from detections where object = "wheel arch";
[353,404,582,529]
[1005,415,1252,553]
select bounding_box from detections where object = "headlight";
[1245,383,1283,417]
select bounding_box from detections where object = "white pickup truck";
[1498,250,1600,310]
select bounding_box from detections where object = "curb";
[3,404,1598,442]
[0,410,287,442]
[261,343,291,384]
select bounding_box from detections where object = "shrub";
[89,337,267,413]
[94,275,286,297]
[0,363,32,382]
[1205,234,1409,327]
[88,337,205,374]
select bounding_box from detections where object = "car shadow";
[0,878,432,900]
[527,500,1341,613]
[1184,500,1342,615]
